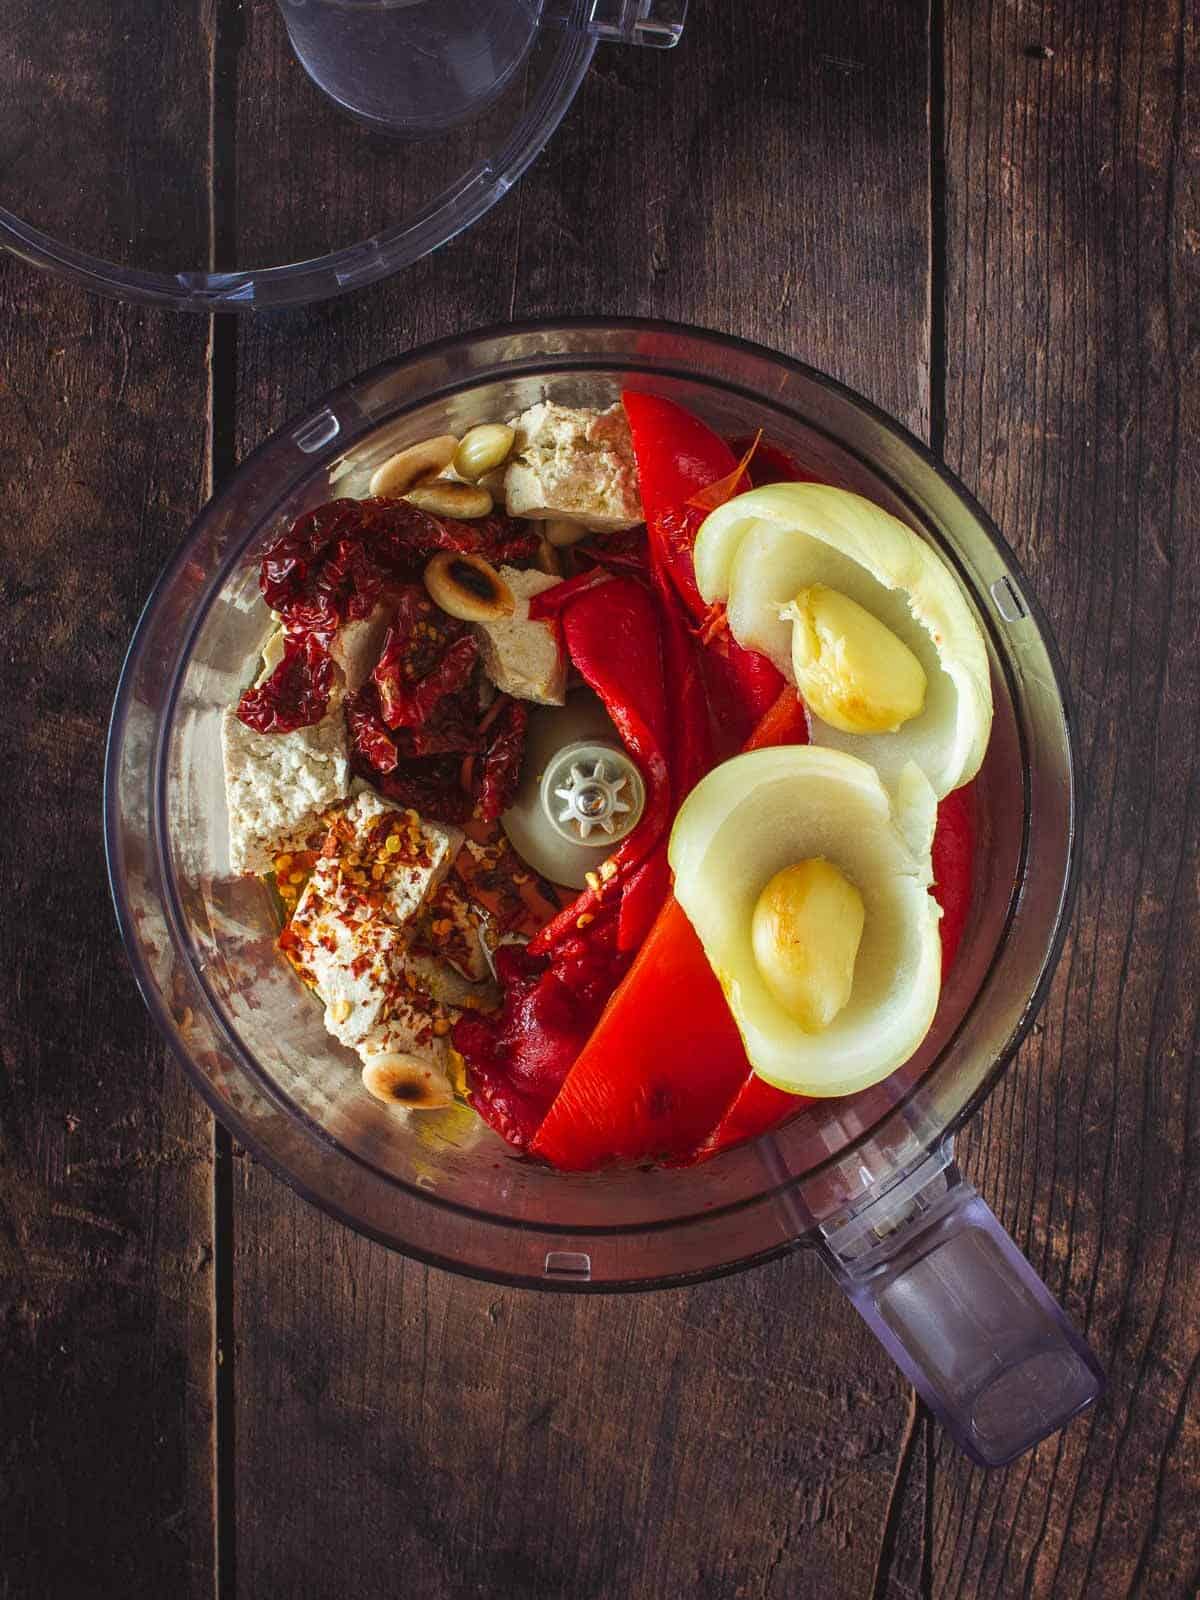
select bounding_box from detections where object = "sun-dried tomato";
[345,683,399,773]
[241,499,537,737]
[363,754,476,824]
[236,633,337,734]
[371,589,480,731]
[478,699,527,821]
[584,526,649,574]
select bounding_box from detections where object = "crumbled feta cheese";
[503,402,642,532]
[221,705,350,876]
[283,791,463,1046]
[356,996,453,1075]
[474,567,566,706]
[287,897,405,1047]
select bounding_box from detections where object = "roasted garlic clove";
[423,551,515,622]
[750,857,865,1033]
[369,435,459,498]
[404,480,494,520]
[361,1054,455,1111]
[782,584,927,734]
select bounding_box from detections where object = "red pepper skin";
[622,392,785,740]
[530,900,751,1170]
[932,781,976,976]
[729,436,816,490]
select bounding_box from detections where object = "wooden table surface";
[2,1,1196,1596]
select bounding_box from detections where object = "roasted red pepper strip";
[527,566,614,620]
[530,899,752,1169]
[454,927,628,1150]
[530,690,808,1172]
[622,391,785,743]
[616,844,672,954]
[647,535,714,805]
[527,577,672,957]
[693,1077,805,1159]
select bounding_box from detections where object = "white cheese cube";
[356,996,453,1076]
[503,402,642,532]
[221,705,350,876]
[474,567,566,706]
[283,792,463,1045]
[286,899,405,1048]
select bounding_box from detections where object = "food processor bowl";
[106,320,1102,1465]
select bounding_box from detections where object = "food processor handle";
[816,1159,1103,1467]
[542,0,689,48]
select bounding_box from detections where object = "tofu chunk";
[283,792,463,1045]
[503,402,642,532]
[221,705,350,876]
[474,567,566,706]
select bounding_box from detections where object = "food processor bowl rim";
[104,316,1079,1286]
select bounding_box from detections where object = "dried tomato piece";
[584,526,649,574]
[236,633,336,734]
[371,589,480,731]
[365,755,475,824]
[345,683,399,774]
[477,699,527,821]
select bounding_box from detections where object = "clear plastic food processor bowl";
[106,321,1103,1465]
[1,1,687,310]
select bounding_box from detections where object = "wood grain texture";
[0,272,217,1597]
[228,3,933,1597]
[874,1,1200,1596]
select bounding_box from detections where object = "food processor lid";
[0,0,686,311]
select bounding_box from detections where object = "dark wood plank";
[0,271,217,1596]
[228,3,934,1597]
[872,1,1198,1596]
[0,8,221,1593]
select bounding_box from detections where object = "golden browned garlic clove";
[361,1054,455,1111]
[784,585,927,735]
[369,435,459,498]
[423,550,515,622]
[404,480,494,520]
[750,857,866,1033]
